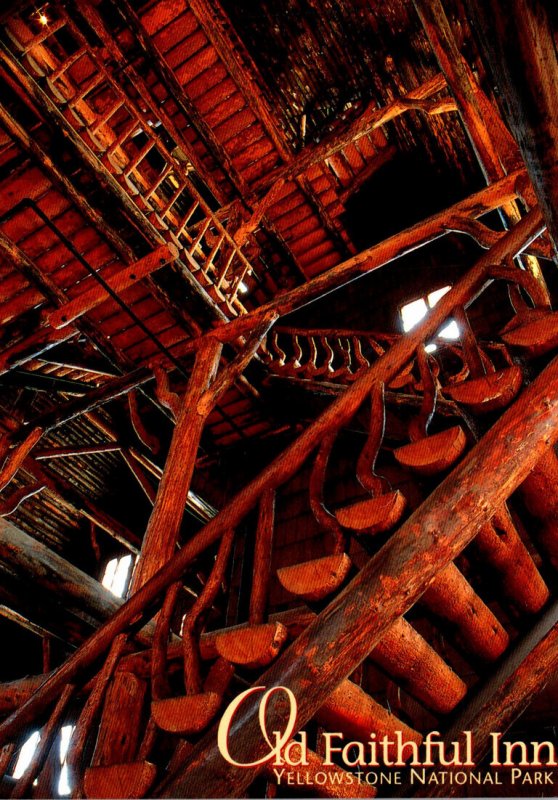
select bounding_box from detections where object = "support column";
[463,0,558,253]
[131,338,222,589]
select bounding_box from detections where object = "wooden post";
[130,338,222,589]
[157,351,558,797]
[412,598,558,797]
[463,0,558,253]
[414,0,547,285]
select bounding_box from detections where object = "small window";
[12,725,76,795]
[58,725,75,796]
[101,554,134,598]
[12,730,40,779]
[400,285,459,351]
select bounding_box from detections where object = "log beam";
[130,339,222,589]
[414,0,546,285]
[411,598,558,797]
[182,170,530,352]
[463,0,558,253]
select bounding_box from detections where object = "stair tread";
[445,365,522,413]
[84,761,156,799]
[502,311,558,357]
[394,425,467,476]
[151,692,221,734]
[277,553,351,601]
[214,622,288,668]
[335,491,406,533]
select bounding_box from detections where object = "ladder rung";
[189,218,211,255]
[175,202,200,237]
[161,184,188,218]
[90,100,126,135]
[144,166,174,201]
[124,140,156,178]
[70,72,105,105]
[20,18,66,54]
[49,47,88,82]
[203,234,226,273]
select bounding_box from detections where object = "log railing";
[261,324,515,388]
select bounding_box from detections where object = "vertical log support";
[131,338,222,590]
[414,0,547,284]
[463,0,558,254]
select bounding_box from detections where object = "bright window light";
[438,320,460,340]
[13,731,40,779]
[238,280,249,295]
[428,285,451,306]
[102,554,133,598]
[401,298,428,332]
[58,725,75,796]
[424,343,437,353]
[400,285,459,343]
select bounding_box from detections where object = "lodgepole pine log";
[249,73,451,193]
[47,244,178,329]
[412,598,558,798]
[517,450,558,571]
[463,0,558,254]
[0,211,542,749]
[421,563,508,661]
[316,679,422,756]
[414,0,546,286]
[157,357,558,797]
[185,171,529,351]
[473,506,549,614]
[130,338,222,589]
[249,490,276,625]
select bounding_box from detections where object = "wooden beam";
[462,0,558,253]
[411,599,558,797]
[0,517,121,633]
[178,170,530,354]
[414,0,547,285]
[250,73,451,194]
[0,210,542,748]
[130,339,222,590]
[47,243,178,329]
[157,348,558,799]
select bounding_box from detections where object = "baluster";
[277,433,351,602]
[395,346,467,475]
[336,382,407,535]
[151,529,235,736]
[445,307,523,413]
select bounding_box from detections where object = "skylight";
[400,285,459,351]
[101,554,134,598]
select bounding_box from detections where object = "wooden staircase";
[0,210,557,798]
